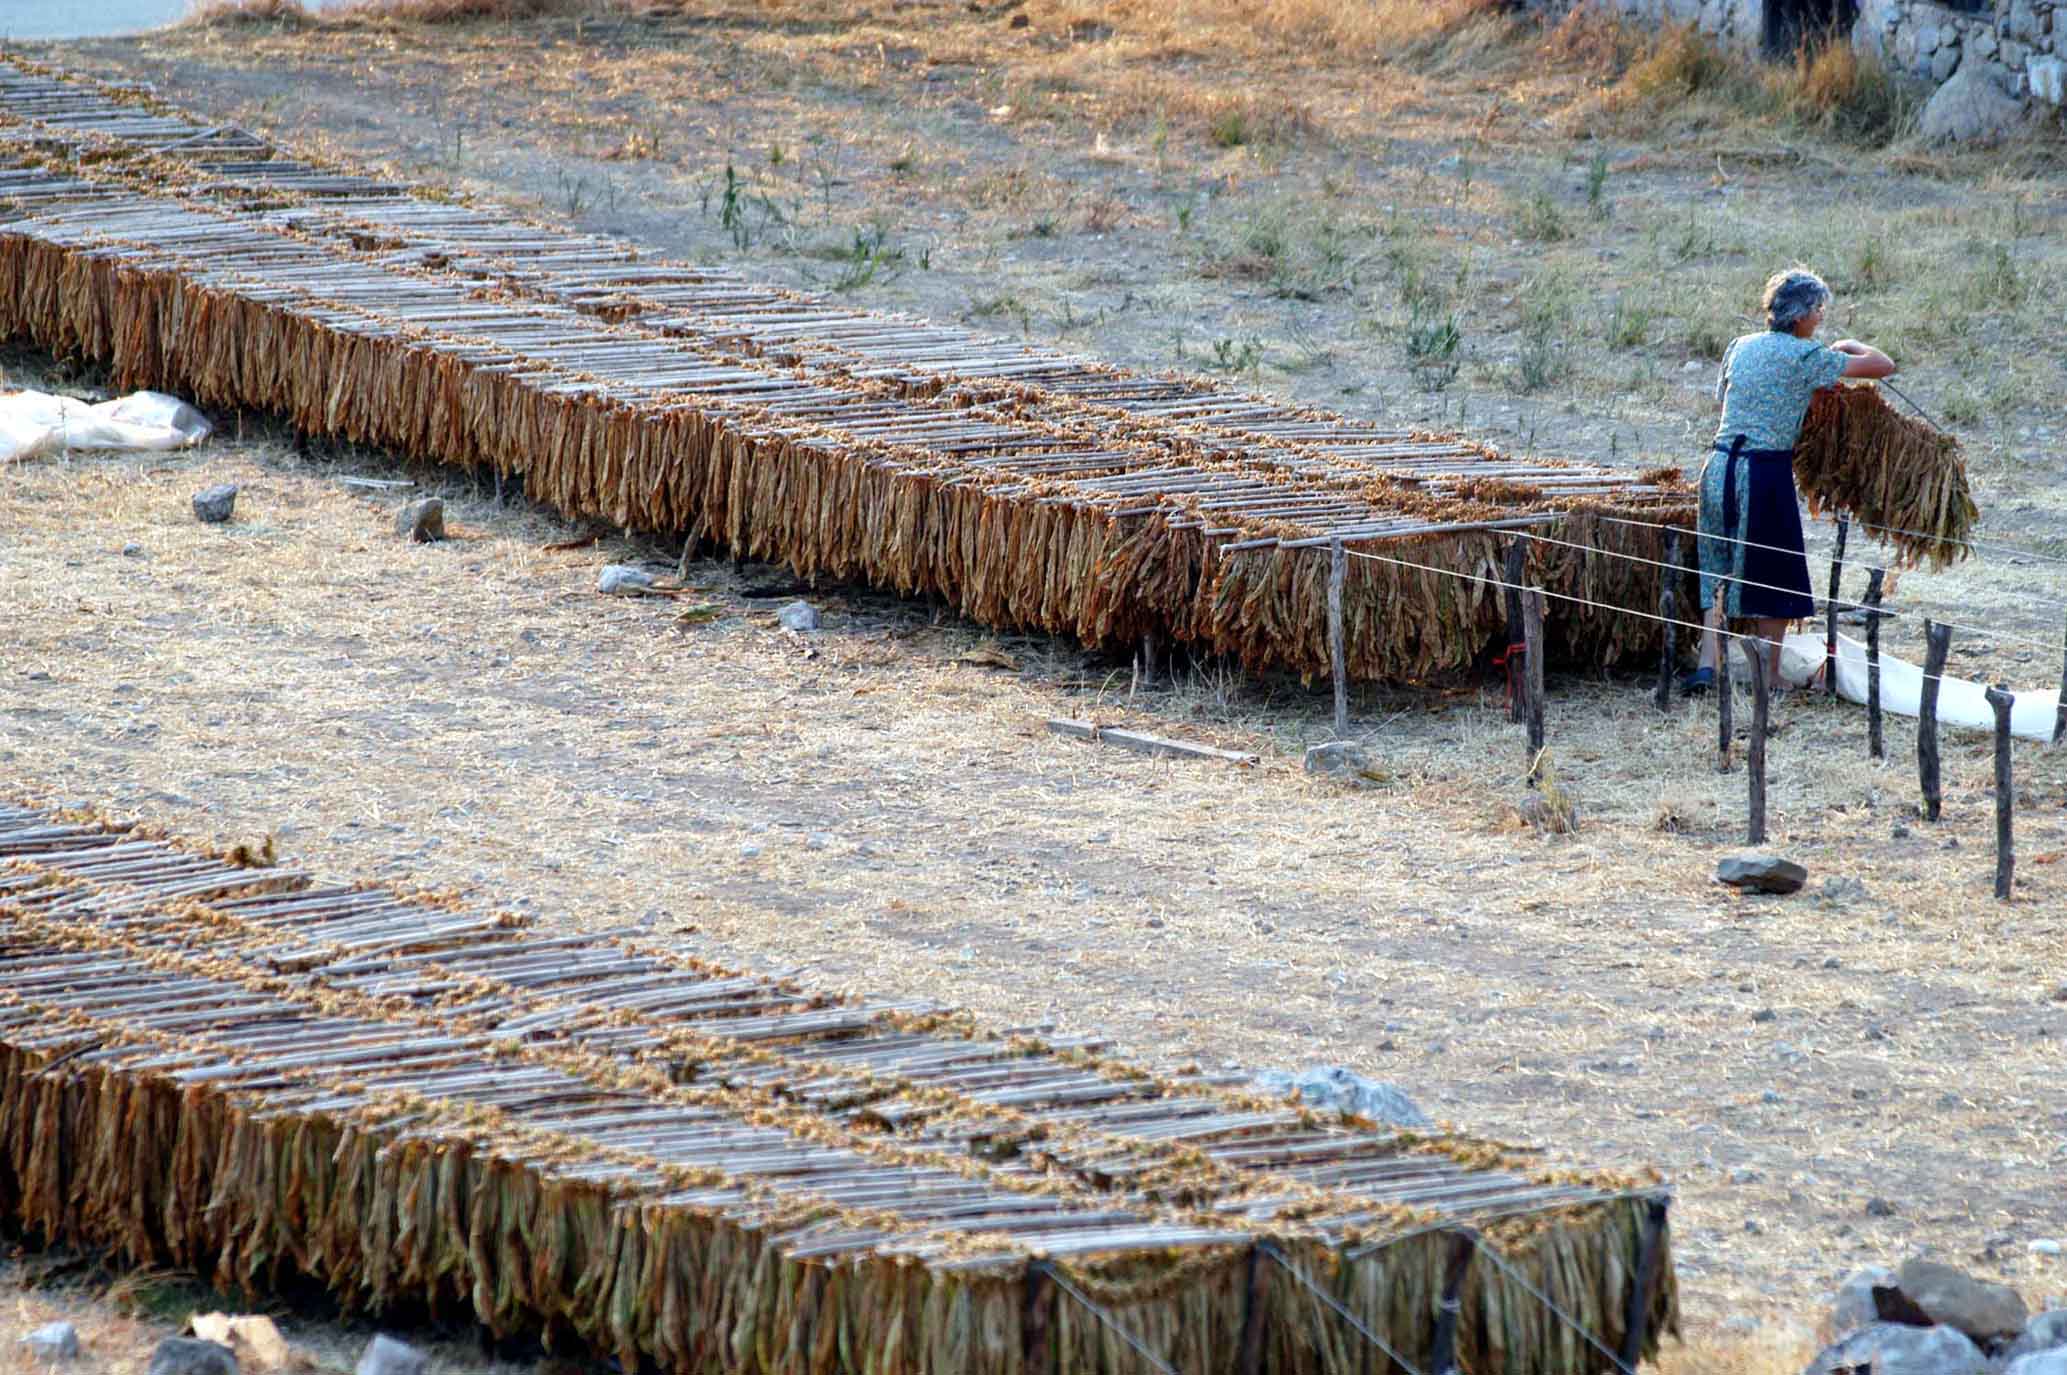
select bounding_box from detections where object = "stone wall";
[1574,0,2064,114]
[1854,0,2062,106]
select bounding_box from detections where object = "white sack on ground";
[1777,631,2058,741]
[0,389,212,463]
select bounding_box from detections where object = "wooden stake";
[1743,636,1768,845]
[1328,539,1349,738]
[1236,1246,1270,1375]
[1022,1264,1055,1375]
[1504,540,1526,725]
[1139,630,1162,688]
[1654,528,1680,711]
[1618,1197,1673,1370]
[1523,586,1546,785]
[1825,516,1849,698]
[1716,623,1734,773]
[1429,1231,1476,1375]
[2054,615,2066,746]
[1988,682,2015,901]
[1918,619,1952,822]
[1864,567,1886,761]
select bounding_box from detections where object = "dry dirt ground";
[5,4,2067,1370]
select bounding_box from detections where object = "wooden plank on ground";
[1045,718,1259,767]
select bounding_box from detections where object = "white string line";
[1039,1263,1182,1375]
[1342,546,2036,694]
[1259,1243,1427,1375]
[1467,1236,1639,1375]
[1535,519,2067,657]
[1599,513,2067,616]
[1806,510,2067,570]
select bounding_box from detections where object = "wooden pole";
[1988,682,2015,901]
[1824,516,1849,697]
[1918,619,1952,822]
[1523,587,1546,785]
[1328,539,1349,738]
[1654,528,1680,710]
[1428,1232,1477,1375]
[1618,1197,1673,1370]
[1504,540,1526,724]
[1716,622,1734,773]
[2054,615,2066,746]
[1864,567,1886,761]
[1743,636,1769,845]
[1236,1246,1270,1375]
[1022,1264,1055,1375]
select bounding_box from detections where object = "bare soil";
[5,5,2067,1369]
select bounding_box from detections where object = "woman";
[1682,268,1894,693]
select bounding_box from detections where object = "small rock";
[2032,1240,2065,1257]
[1822,957,1841,969]
[1752,1008,1777,1023]
[1818,876,1869,905]
[393,497,444,543]
[1744,1218,1765,1235]
[2006,1311,2067,1361]
[1830,1266,1896,1337]
[21,1322,79,1362]
[597,564,658,596]
[738,843,762,859]
[1803,1322,1986,1375]
[2010,1355,2067,1375]
[1303,741,1386,788]
[804,832,832,851]
[191,483,238,524]
[776,600,820,632]
[1891,823,1910,839]
[1253,1066,1432,1129]
[146,1338,239,1375]
[1729,1167,1764,1185]
[121,542,145,558]
[1722,1314,1761,1335]
[1716,854,1807,894]
[1866,1197,1897,1217]
[1761,1089,1783,1104]
[355,1335,428,1375]
[1897,1254,2029,1342]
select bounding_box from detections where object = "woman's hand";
[1832,339,1895,378]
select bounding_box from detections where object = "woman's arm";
[1830,339,1896,378]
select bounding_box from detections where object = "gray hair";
[1763,268,1831,332]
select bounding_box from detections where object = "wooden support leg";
[1988,683,2016,901]
[1429,1231,1477,1375]
[1022,1265,1054,1375]
[1716,624,1734,774]
[1618,1197,1673,1370]
[1654,528,1680,711]
[1236,1245,1270,1375]
[1523,587,1546,784]
[1864,567,1886,761]
[1743,636,1769,845]
[1328,539,1349,738]
[1919,620,1952,822]
[1825,516,1849,697]
[1504,540,1526,725]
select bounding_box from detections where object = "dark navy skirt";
[1697,436,1816,621]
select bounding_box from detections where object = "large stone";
[2005,1311,2067,1361]
[1932,44,1962,82]
[1253,1066,1433,1129]
[354,1335,427,1375]
[1896,1256,2029,1343]
[191,483,238,524]
[1803,1322,1987,1375]
[1921,63,2024,140]
[2030,56,2067,105]
[146,1338,239,1375]
[776,600,820,632]
[1716,855,1807,894]
[2010,0,2041,42]
[1303,742,1386,788]
[1828,1266,1895,1338]
[393,497,444,543]
[20,1322,80,1361]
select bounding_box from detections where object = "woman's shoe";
[1678,667,1714,695]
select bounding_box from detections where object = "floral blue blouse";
[1714,331,1849,451]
